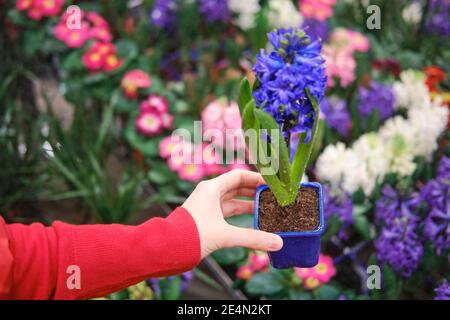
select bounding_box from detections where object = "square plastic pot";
[254,182,324,269]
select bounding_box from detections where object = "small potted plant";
[238,28,327,269]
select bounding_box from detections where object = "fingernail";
[268,235,283,251]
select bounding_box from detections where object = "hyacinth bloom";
[321,97,351,136]
[357,81,395,121]
[136,112,163,136]
[201,99,244,151]
[199,0,230,22]
[121,70,152,99]
[150,0,177,30]
[299,0,336,21]
[434,280,450,300]
[253,28,326,139]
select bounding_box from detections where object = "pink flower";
[121,70,152,99]
[236,265,254,280]
[295,254,336,289]
[249,251,270,271]
[103,53,122,72]
[312,254,336,283]
[227,158,251,172]
[323,44,356,88]
[202,99,244,151]
[87,11,109,27]
[36,0,63,16]
[89,26,112,42]
[348,30,369,53]
[135,112,162,136]
[303,277,321,290]
[330,28,369,53]
[299,0,336,21]
[16,0,33,11]
[91,42,116,57]
[82,50,105,72]
[160,113,174,129]
[178,163,205,182]
[55,21,90,48]
[159,136,183,158]
[27,6,43,20]
[144,95,169,114]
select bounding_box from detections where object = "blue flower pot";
[254,182,324,269]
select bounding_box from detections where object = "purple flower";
[323,185,353,225]
[302,18,329,42]
[321,97,351,137]
[437,156,450,180]
[435,280,450,300]
[199,0,229,22]
[147,271,194,298]
[253,28,327,140]
[150,0,178,29]
[374,186,423,277]
[426,0,450,36]
[357,81,394,121]
[375,217,423,277]
[375,186,421,225]
[421,164,450,255]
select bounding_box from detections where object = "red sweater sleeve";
[1,207,201,300]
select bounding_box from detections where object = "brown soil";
[259,187,320,232]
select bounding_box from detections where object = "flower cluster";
[121,70,152,99]
[425,0,450,36]
[228,0,260,30]
[323,28,369,88]
[127,281,154,300]
[82,42,122,72]
[136,95,173,137]
[150,0,178,30]
[302,18,329,42]
[393,70,430,111]
[322,185,353,238]
[268,0,303,29]
[199,0,230,23]
[16,0,63,21]
[201,99,244,151]
[253,27,326,138]
[357,81,395,121]
[375,186,423,277]
[236,251,270,280]
[295,254,336,290]
[299,0,336,21]
[159,136,250,182]
[321,96,351,136]
[434,280,450,300]
[421,156,450,255]
[317,73,449,195]
[55,11,112,48]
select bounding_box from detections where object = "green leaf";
[352,208,372,240]
[238,78,252,116]
[314,284,341,300]
[253,108,291,187]
[383,264,402,300]
[212,248,247,266]
[288,289,312,300]
[245,271,285,296]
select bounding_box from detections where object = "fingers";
[223,187,257,200]
[224,225,283,252]
[214,170,265,195]
[222,199,254,217]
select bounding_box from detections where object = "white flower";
[268,0,303,29]
[228,0,260,30]
[408,100,449,159]
[402,2,422,24]
[393,70,430,111]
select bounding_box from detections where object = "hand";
[182,169,283,259]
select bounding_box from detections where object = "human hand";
[182,170,283,259]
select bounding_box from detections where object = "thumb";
[225,225,283,252]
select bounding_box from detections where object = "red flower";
[120,70,152,99]
[103,53,122,72]
[423,65,446,92]
[82,50,105,72]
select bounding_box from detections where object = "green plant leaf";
[383,264,402,300]
[314,284,341,300]
[238,78,252,116]
[212,248,247,266]
[245,270,285,296]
